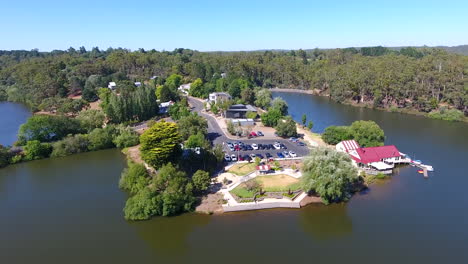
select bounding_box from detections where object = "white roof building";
[108,82,116,89]
[134,82,142,87]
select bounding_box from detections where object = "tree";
[185,132,209,149]
[140,121,182,169]
[192,170,211,193]
[123,187,161,221]
[168,102,190,120]
[349,120,385,147]
[275,117,298,137]
[240,86,255,104]
[254,88,272,109]
[271,97,288,115]
[321,126,353,145]
[87,126,116,151]
[301,147,359,204]
[165,74,183,91]
[18,115,83,144]
[177,113,208,140]
[246,111,257,119]
[188,78,204,97]
[307,121,314,131]
[76,109,105,132]
[152,163,196,216]
[261,108,283,127]
[302,114,307,127]
[23,140,52,160]
[119,162,150,195]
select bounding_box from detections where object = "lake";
[0,102,31,146]
[1,94,468,264]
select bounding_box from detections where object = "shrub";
[51,134,90,157]
[88,126,116,151]
[275,117,297,137]
[17,115,84,144]
[23,140,52,160]
[124,188,161,221]
[76,109,105,132]
[428,107,464,122]
[113,126,140,148]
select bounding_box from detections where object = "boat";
[419,164,434,172]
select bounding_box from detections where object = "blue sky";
[1,0,467,51]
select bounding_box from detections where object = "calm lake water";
[1,94,468,264]
[0,102,31,146]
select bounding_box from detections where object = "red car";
[249,131,257,137]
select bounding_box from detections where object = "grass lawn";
[230,174,302,198]
[227,163,257,176]
[256,174,301,192]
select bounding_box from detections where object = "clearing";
[227,163,257,176]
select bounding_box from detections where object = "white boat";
[420,164,434,172]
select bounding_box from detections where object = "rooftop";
[352,145,401,164]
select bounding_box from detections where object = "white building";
[134,82,142,87]
[208,92,232,104]
[108,82,116,90]
[178,83,191,94]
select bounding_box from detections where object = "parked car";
[229,145,235,151]
[256,153,264,159]
[297,141,306,146]
[250,153,257,159]
[265,153,272,158]
[283,151,290,158]
[231,154,237,161]
[246,145,253,150]
[257,131,264,136]
[238,155,245,161]
[277,152,285,158]
[243,154,251,161]
[234,145,241,151]
[224,154,231,162]
[273,143,281,150]
[289,137,297,142]
[280,143,287,149]
[252,143,259,150]
[250,131,258,137]
[258,144,264,150]
[268,144,275,149]
[289,151,297,157]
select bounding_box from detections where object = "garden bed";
[230,174,302,201]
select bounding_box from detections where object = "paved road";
[187,96,309,159]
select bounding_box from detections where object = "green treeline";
[0,46,466,119]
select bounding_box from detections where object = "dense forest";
[0,46,467,118]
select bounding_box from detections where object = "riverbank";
[271,88,468,123]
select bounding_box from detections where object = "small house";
[178,83,191,95]
[256,164,271,175]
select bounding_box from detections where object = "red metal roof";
[341,140,360,151]
[352,145,401,164]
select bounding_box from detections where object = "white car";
[252,143,259,150]
[231,154,237,161]
[250,153,257,159]
[283,151,290,158]
[289,151,297,157]
[224,154,231,162]
[273,143,281,150]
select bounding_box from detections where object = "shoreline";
[270,88,468,123]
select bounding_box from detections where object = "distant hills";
[387,45,468,55]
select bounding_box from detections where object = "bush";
[23,140,52,160]
[261,108,283,127]
[0,145,13,168]
[113,126,140,148]
[349,120,385,147]
[51,134,90,157]
[140,121,182,169]
[428,107,464,122]
[119,162,150,195]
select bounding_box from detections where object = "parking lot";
[223,138,310,162]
